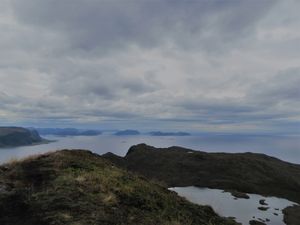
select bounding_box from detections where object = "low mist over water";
[0,134,299,164]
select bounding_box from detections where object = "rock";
[0,183,11,194]
[258,206,269,211]
[249,220,266,225]
[230,190,250,199]
[259,199,268,206]
[0,166,9,172]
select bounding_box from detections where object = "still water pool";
[169,186,298,225]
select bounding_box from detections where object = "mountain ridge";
[0,127,45,148]
[103,143,300,203]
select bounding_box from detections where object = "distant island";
[0,127,47,148]
[35,128,102,136]
[113,130,190,136]
[114,130,140,136]
[148,131,190,136]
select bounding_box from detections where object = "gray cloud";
[11,0,276,53]
[0,0,299,133]
[253,69,300,102]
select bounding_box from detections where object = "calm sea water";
[0,134,299,164]
[170,186,298,225]
[1,134,299,225]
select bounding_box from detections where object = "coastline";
[0,138,56,149]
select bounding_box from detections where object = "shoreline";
[0,138,56,149]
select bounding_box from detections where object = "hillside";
[0,150,238,225]
[103,144,300,204]
[0,127,44,147]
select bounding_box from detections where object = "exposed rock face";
[0,150,238,225]
[259,199,268,206]
[0,127,43,147]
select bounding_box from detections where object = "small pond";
[169,186,298,225]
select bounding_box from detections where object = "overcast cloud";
[0,0,299,133]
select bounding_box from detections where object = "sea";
[0,133,299,164]
[1,133,299,225]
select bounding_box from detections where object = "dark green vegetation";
[283,205,300,225]
[0,150,238,225]
[0,127,45,148]
[104,144,300,204]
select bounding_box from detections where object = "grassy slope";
[103,144,300,204]
[0,150,238,225]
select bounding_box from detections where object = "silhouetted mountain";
[114,130,140,136]
[35,128,102,136]
[149,131,190,136]
[0,127,44,147]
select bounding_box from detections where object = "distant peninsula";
[148,131,191,136]
[0,127,47,148]
[35,128,102,136]
[114,130,140,136]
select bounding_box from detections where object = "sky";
[0,0,299,134]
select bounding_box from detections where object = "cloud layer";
[0,0,299,133]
